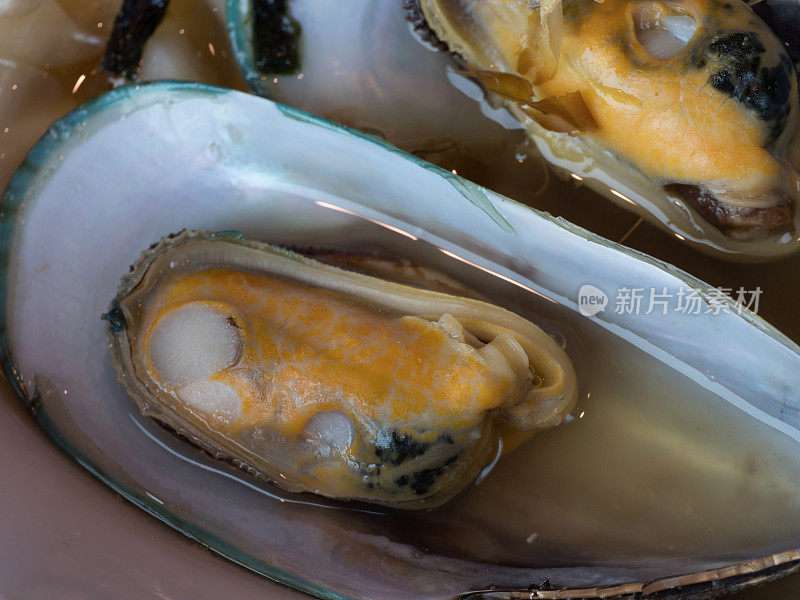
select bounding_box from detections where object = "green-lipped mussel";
[107,230,577,508]
[408,0,800,255]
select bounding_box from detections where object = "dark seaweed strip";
[253,0,301,75]
[101,0,171,79]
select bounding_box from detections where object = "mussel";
[408,0,800,257]
[106,230,577,508]
[6,82,800,598]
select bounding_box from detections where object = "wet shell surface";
[107,230,577,508]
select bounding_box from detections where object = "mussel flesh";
[106,230,577,508]
[409,0,800,252]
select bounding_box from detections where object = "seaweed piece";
[253,0,301,75]
[101,0,170,80]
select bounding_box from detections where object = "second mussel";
[408,0,800,258]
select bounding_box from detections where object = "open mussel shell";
[2,81,800,599]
